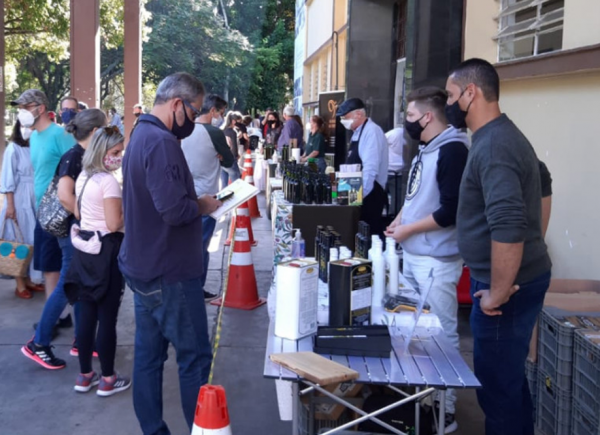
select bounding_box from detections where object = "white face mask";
[17,109,37,128]
[20,126,33,140]
[341,118,354,130]
[211,115,224,128]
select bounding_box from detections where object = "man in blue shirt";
[337,98,389,237]
[118,73,221,435]
[277,105,304,151]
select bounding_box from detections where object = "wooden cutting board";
[270,351,359,385]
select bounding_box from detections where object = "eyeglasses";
[103,125,121,135]
[183,100,201,119]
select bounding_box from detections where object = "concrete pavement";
[0,193,483,434]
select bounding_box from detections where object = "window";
[497,0,564,62]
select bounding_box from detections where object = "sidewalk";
[0,193,483,434]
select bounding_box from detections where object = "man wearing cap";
[13,89,75,369]
[277,105,304,151]
[337,98,389,237]
[130,103,144,138]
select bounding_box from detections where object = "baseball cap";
[11,89,50,108]
[336,98,365,117]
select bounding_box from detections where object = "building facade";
[464,0,600,280]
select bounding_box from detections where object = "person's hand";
[386,220,399,232]
[384,224,412,243]
[5,203,16,221]
[217,154,223,161]
[474,285,520,316]
[198,194,222,215]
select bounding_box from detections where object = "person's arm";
[207,128,235,168]
[539,160,553,238]
[57,176,76,214]
[197,194,221,215]
[145,139,202,226]
[473,145,526,315]
[104,198,124,232]
[357,127,381,196]
[1,144,17,220]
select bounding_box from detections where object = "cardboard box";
[528,279,600,362]
[301,382,363,420]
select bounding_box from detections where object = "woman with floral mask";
[0,120,43,298]
[64,126,130,396]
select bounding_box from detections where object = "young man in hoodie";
[385,86,469,434]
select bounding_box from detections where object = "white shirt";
[351,119,389,196]
[182,124,221,197]
[386,128,405,173]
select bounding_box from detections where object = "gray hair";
[283,106,295,116]
[82,127,124,175]
[154,72,205,106]
[64,108,107,141]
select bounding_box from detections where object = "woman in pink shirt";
[64,126,130,396]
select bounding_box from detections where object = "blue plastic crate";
[573,329,600,421]
[536,368,572,435]
[537,308,600,391]
[572,402,600,435]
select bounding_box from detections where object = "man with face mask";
[11,90,75,329]
[336,98,389,237]
[181,94,234,302]
[385,87,469,433]
[129,103,144,139]
[118,73,222,435]
[60,96,79,125]
[446,58,552,435]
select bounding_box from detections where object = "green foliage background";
[4,0,294,113]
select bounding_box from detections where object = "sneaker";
[21,340,66,370]
[57,314,73,328]
[433,403,458,434]
[97,374,131,397]
[204,291,219,302]
[74,372,100,393]
[70,345,99,358]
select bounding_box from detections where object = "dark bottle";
[318,231,330,282]
[315,225,323,264]
[363,222,372,254]
[315,175,324,205]
[282,144,289,163]
[355,222,364,258]
[324,176,332,205]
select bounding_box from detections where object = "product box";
[329,258,372,327]
[528,279,600,362]
[336,172,363,206]
[275,259,319,340]
[301,382,363,420]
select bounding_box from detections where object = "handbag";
[37,175,71,238]
[0,218,34,277]
[70,173,103,255]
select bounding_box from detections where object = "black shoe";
[21,340,66,370]
[57,314,73,328]
[32,323,60,340]
[204,291,219,302]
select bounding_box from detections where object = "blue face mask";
[61,109,77,125]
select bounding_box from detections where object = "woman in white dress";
[0,120,44,298]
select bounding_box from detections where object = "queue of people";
[2,58,552,435]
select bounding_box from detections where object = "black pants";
[361,182,388,239]
[78,279,124,376]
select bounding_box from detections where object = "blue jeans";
[220,165,240,189]
[35,235,77,346]
[126,275,213,435]
[470,271,551,435]
[200,216,217,292]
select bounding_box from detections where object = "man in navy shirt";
[118,72,221,435]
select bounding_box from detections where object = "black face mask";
[404,114,427,141]
[445,89,472,129]
[134,112,141,118]
[171,104,195,140]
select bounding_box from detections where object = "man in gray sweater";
[446,58,551,435]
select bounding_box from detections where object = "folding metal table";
[264,321,480,435]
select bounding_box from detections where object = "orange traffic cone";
[191,385,232,435]
[224,202,257,247]
[241,150,253,180]
[211,215,266,310]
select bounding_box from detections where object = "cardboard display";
[528,279,600,362]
